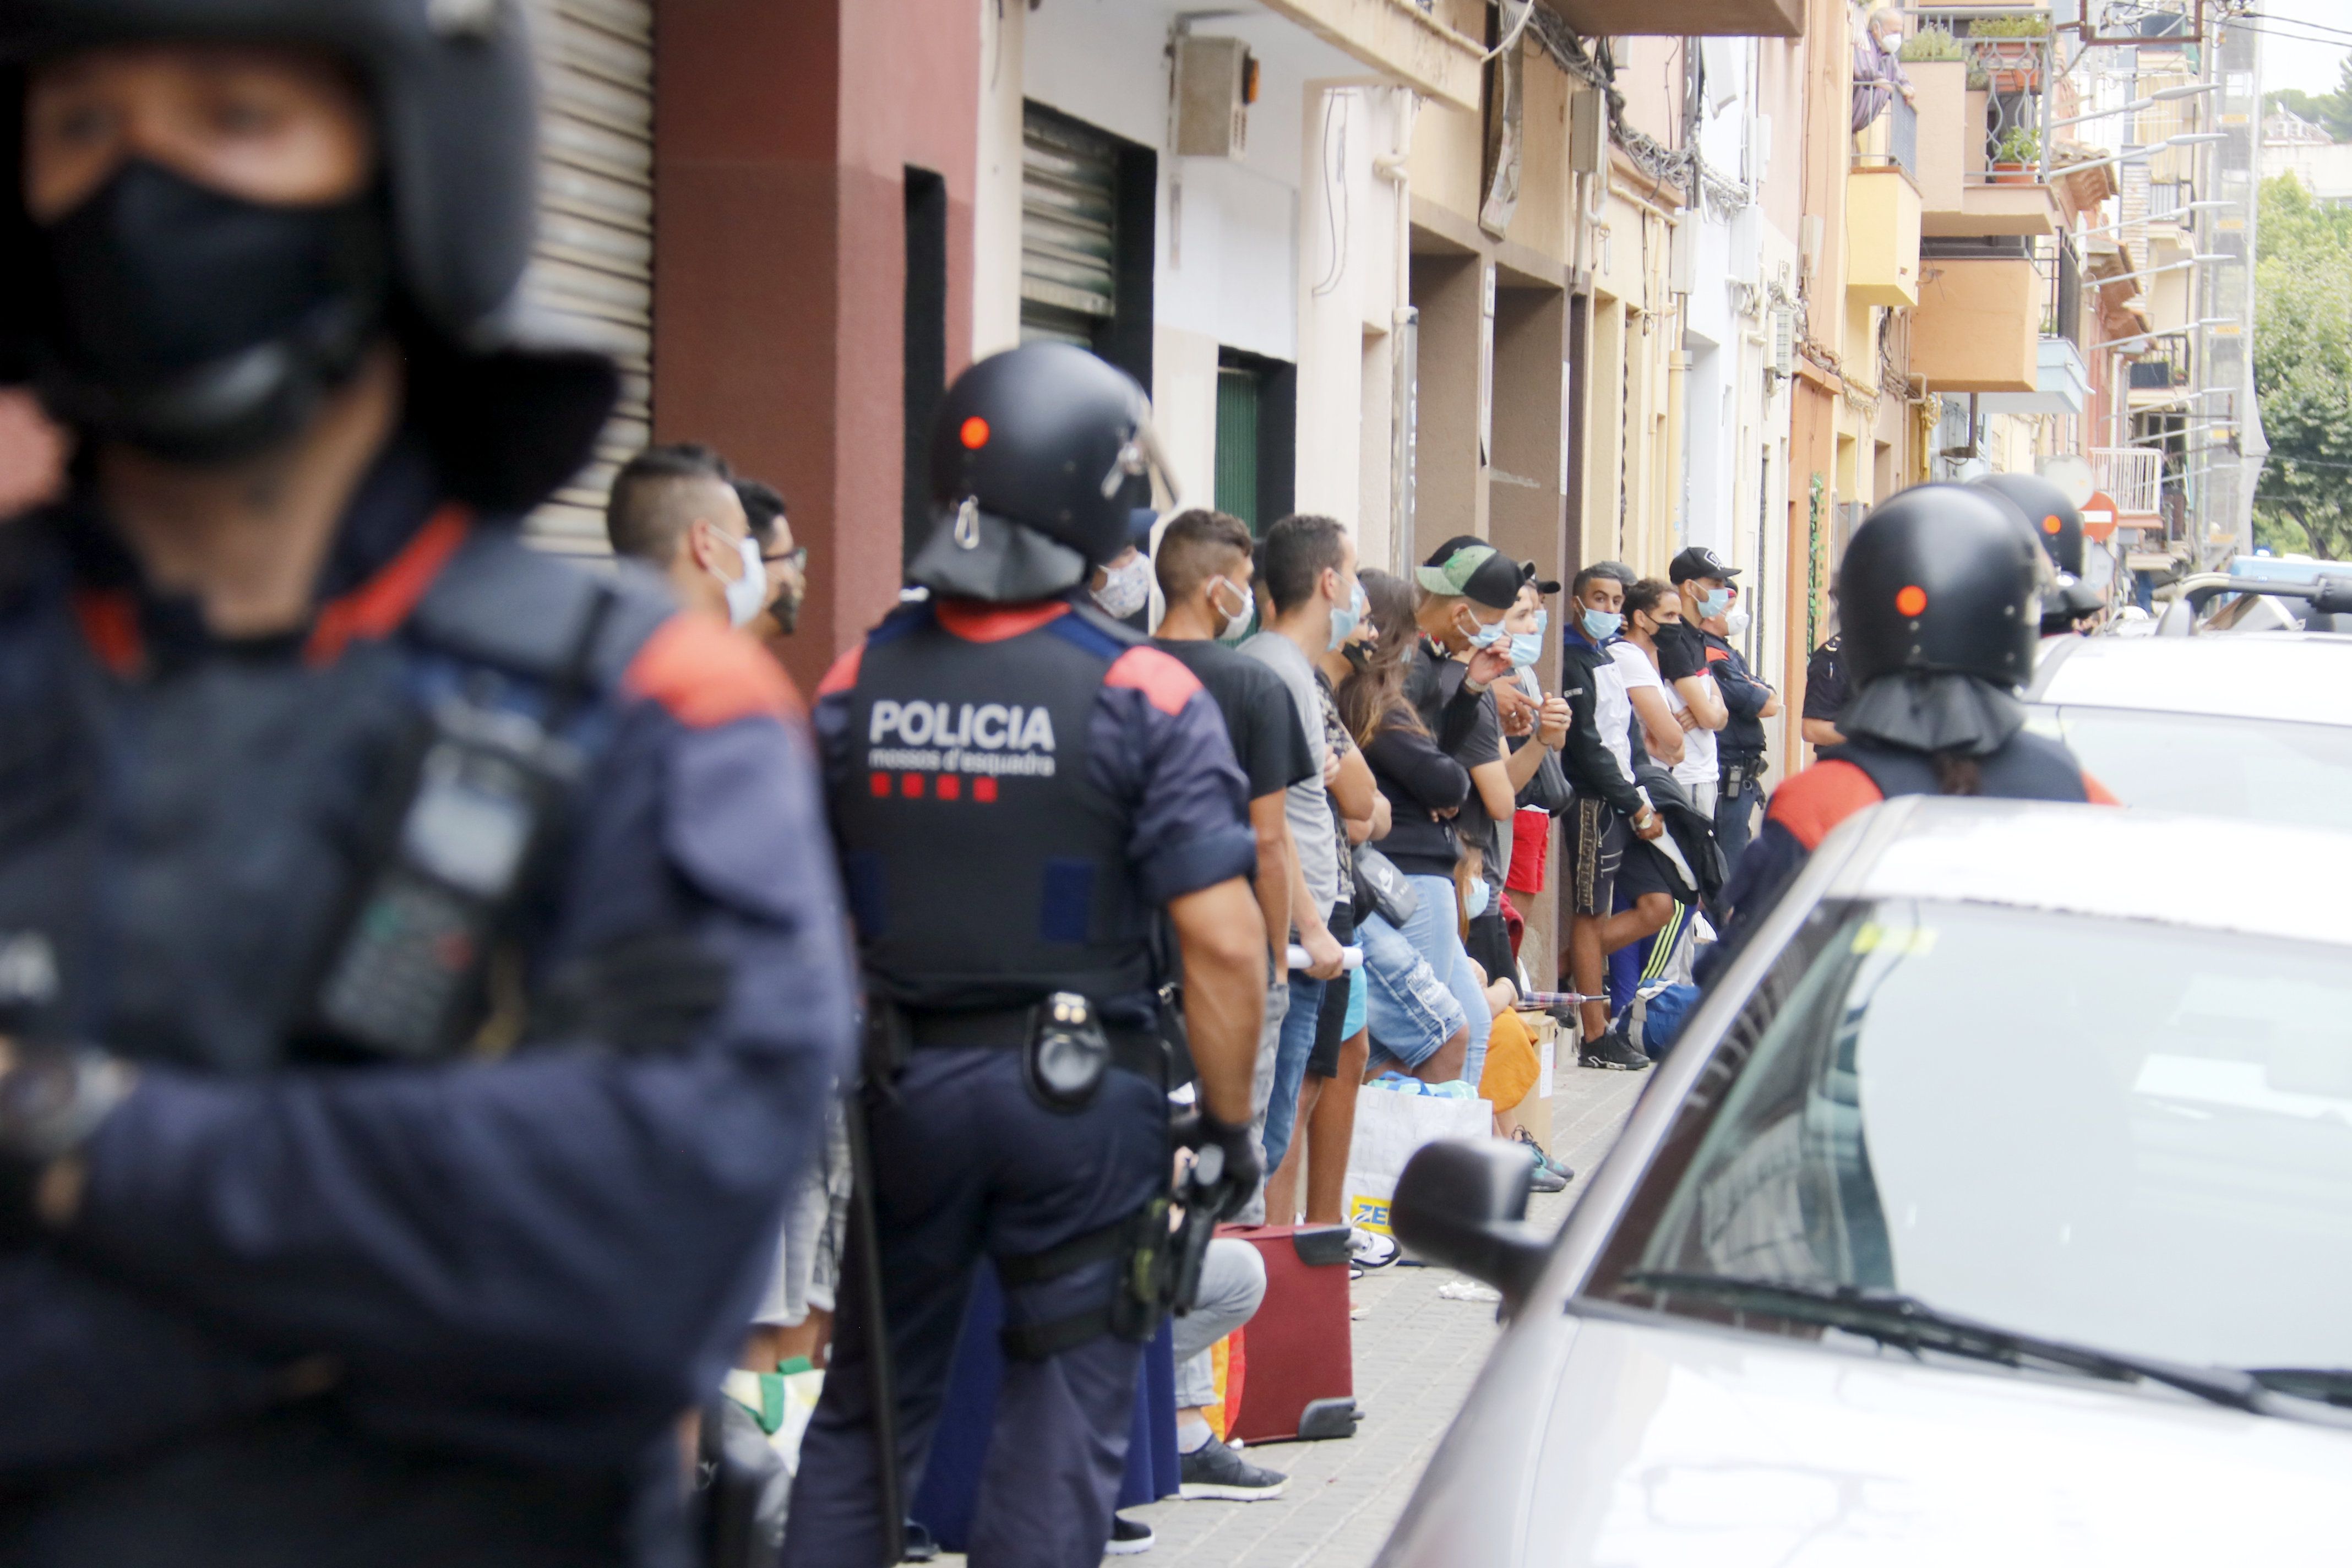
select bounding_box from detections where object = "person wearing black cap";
[1694,581,1780,875]
[1705,485,2115,974]
[1670,547,1778,871]
[0,6,857,1561]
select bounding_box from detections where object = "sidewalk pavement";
[933,1053,1652,1568]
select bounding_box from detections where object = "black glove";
[1172,1107,1262,1224]
[0,1044,134,1244]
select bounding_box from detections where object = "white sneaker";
[1349,1227,1398,1268]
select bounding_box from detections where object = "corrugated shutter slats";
[524,0,652,556]
[1021,110,1118,345]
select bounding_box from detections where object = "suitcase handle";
[1291,1225,1353,1268]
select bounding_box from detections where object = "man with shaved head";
[606,441,767,627]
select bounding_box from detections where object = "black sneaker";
[1580,1030,1653,1071]
[1105,1512,1156,1554]
[1179,1434,1290,1501]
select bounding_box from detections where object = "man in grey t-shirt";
[1240,515,1355,1184]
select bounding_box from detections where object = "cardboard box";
[1508,1009,1558,1153]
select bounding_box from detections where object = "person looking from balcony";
[1852,4,1914,135]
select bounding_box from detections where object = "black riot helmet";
[1972,471,2085,579]
[0,0,613,507]
[1837,484,2041,692]
[914,343,1169,604]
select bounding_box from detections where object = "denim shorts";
[1358,912,1467,1069]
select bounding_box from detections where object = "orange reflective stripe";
[72,587,143,678]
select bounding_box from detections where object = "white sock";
[1177,1414,1213,1453]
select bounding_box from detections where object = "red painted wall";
[655,0,979,694]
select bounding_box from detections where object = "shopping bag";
[1343,1082,1491,1237]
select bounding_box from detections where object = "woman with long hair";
[1335,569,1481,1088]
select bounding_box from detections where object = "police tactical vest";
[0,523,671,1071]
[1826,730,2089,805]
[831,601,1151,1012]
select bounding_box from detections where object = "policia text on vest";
[866,698,1059,782]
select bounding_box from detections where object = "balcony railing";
[2092,446,2163,515]
[1912,12,2055,186]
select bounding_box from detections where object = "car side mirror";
[2312,579,2352,617]
[1390,1139,1555,1315]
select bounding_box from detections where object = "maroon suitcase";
[1219,1223,1360,1444]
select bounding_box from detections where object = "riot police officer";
[0,3,854,1562]
[785,344,1266,1567]
[1973,470,2105,636]
[1706,484,2115,969]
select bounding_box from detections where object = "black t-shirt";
[1653,623,1708,683]
[1803,634,1848,723]
[1421,650,1504,878]
[1151,636,1316,801]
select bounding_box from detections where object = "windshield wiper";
[2245,1368,2352,1408]
[1620,1270,2267,1415]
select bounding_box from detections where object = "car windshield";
[2035,705,2352,832]
[1590,900,2352,1376]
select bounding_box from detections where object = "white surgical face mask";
[722,533,767,627]
[1092,552,1152,619]
[1463,878,1491,920]
[1208,575,1255,641]
[1726,604,1752,638]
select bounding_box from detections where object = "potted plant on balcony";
[1898,26,1966,63]
[1990,126,2041,183]
[1969,14,2048,95]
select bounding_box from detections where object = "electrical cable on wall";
[1311,92,1350,298]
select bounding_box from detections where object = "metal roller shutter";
[1021,108,1119,347]
[522,0,652,555]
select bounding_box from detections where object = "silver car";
[2026,632,2352,831]
[1381,798,2352,1568]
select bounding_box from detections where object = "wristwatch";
[0,1043,133,1238]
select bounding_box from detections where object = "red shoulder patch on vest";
[934,599,1069,644]
[1104,644,1204,716]
[72,588,143,678]
[305,504,470,667]
[1767,760,1884,851]
[2082,770,2120,806]
[625,614,803,727]
[816,642,863,698]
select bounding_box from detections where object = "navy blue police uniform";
[786,594,1254,1567]
[1700,629,1774,874]
[0,436,857,1566]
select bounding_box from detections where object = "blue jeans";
[1261,967,1326,1176]
[1714,776,1764,881]
[1400,874,1493,1087]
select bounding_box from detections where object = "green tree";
[2329,56,2352,143]
[2266,87,2327,126]
[2253,175,2352,558]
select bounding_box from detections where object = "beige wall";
[1913,258,2039,393]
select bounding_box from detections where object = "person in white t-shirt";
[1624,578,1727,814]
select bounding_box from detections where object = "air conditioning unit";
[1769,306,1795,381]
[1176,36,1256,159]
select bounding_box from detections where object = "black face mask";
[1341,640,1373,673]
[33,159,390,464]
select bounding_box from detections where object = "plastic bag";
[1343,1081,1491,1236]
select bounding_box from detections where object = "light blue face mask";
[1697,586,1733,620]
[1533,610,1549,641]
[1467,617,1509,650]
[1507,631,1543,668]
[1580,606,1623,643]
[1326,579,1368,652]
[1463,878,1491,920]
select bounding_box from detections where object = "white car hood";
[1522,1314,2352,1567]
